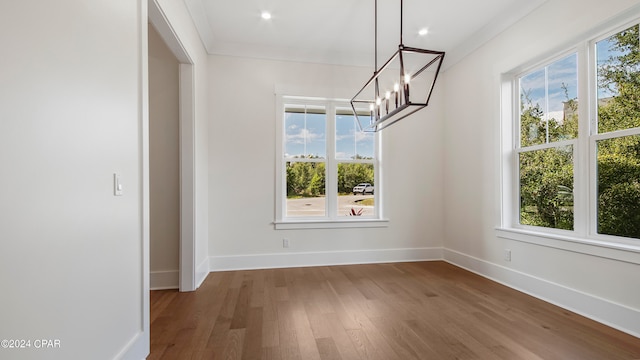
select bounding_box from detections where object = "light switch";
[114,173,124,196]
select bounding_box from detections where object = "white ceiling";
[184,0,547,69]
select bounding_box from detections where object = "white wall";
[207,55,445,269]
[443,0,640,336]
[149,23,180,289]
[0,1,148,359]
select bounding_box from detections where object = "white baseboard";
[196,257,210,288]
[209,247,443,272]
[150,270,179,290]
[443,248,640,339]
[114,330,146,360]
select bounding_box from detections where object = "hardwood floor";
[149,261,640,359]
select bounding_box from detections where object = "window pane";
[519,146,574,230]
[337,163,374,217]
[519,54,578,147]
[597,134,640,239]
[548,54,578,142]
[285,105,326,159]
[596,25,640,133]
[336,111,375,160]
[286,161,326,217]
[520,68,546,147]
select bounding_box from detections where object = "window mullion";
[374,130,382,218]
[517,139,576,153]
[510,77,520,228]
[588,35,601,238]
[544,66,550,144]
[574,41,590,238]
[326,102,337,219]
[276,95,285,221]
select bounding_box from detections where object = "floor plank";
[149,261,640,359]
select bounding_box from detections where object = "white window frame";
[587,26,640,241]
[498,12,640,261]
[274,95,388,229]
[512,50,581,238]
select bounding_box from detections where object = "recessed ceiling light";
[261,11,272,20]
[418,28,429,36]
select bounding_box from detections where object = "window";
[276,97,385,228]
[336,109,376,217]
[508,19,640,242]
[517,53,578,231]
[284,104,327,217]
[594,24,640,239]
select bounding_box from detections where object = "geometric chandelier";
[350,0,445,132]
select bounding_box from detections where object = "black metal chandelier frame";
[350,0,445,132]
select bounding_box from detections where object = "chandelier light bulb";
[394,83,399,108]
[384,91,390,114]
[403,74,411,103]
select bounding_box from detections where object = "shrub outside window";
[511,21,640,241]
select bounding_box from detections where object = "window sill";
[496,227,640,265]
[274,218,389,230]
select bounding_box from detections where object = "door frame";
[148,0,197,292]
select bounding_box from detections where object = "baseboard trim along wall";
[150,260,209,291]
[114,330,145,360]
[443,248,640,339]
[196,257,210,288]
[208,247,443,272]
[150,270,179,290]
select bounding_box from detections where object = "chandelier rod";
[374,0,377,70]
[400,0,403,45]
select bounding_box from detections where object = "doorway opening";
[148,3,197,292]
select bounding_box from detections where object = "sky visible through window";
[597,34,627,99]
[520,53,578,121]
[520,37,624,119]
[285,110,326,158]
[336,113,374,160]
[284,109,374,159]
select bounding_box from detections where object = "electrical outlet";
[504,249,512,262]
[283,238,290,248]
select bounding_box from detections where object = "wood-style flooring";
[149,261,640,359]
